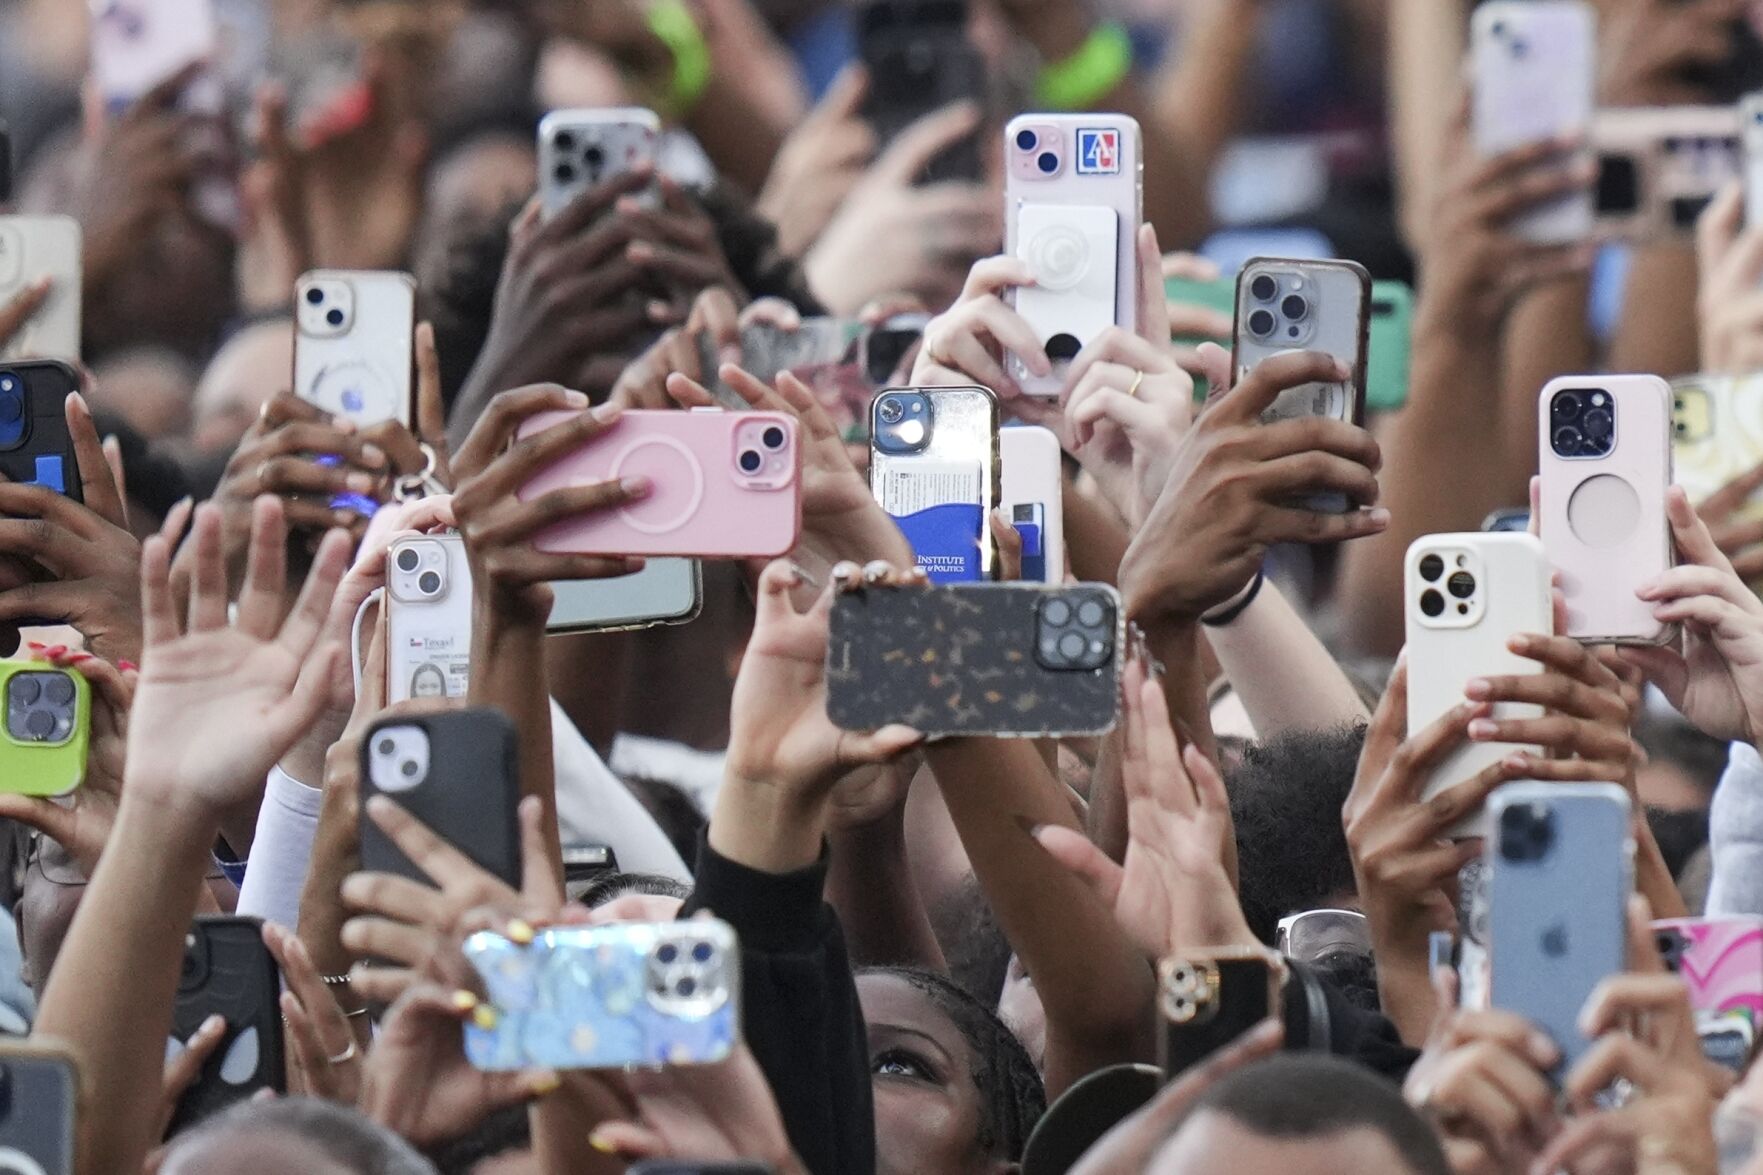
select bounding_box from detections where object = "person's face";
[412,669,445,698]
[857,972,1007,1175]
[1149,1110,1414,1175]
[160,1127,357,1174]
[17,837,84,997]
[191,318,295,454]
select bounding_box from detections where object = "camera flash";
[898,419,926,445]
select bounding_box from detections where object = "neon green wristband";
[1034,22,1133,111]
[646,0,712,120]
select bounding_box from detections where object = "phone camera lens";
[1551,393,1584,423]
[738,449,762,474]
[1420,588,1445,617]
[1280,294,1309,321]
[1247,308,1277,338]
[1042,598,1072,626]
[1447,570,1476,599]
[304,287,325,306]
[24,710,51,739]
[553,130,575,151]
[325,308,345,327]
[1553,425,1583,454]
[377,737,395,756]
[395,548,420,573]
[1418,553,1445,582]
[400,759,418,778]
[1249,274,1278,301]
[9,677,37,705]
[0,376,14,393]
[553,163,576,184]
[1057,631,1087,660]
[1077,598,1106,627]
[417,570,441,595]
[1582,407,1613,441]
[761,425,786,450]
[692,942,713,963]
[583,145,605,168]
[1036,151,1058,174]
[877,397,904,424]
[1015,128,1038,151]
[43,675,72,705]
[657,944,678,964]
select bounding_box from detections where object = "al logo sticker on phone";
[1076,128,1120,175]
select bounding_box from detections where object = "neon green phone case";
[0,661,89,796]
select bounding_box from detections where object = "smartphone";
[538,107,659,219]
[1593,106,1740,240]
[0,362,83,501]
[1538,374,1675,644]
[857,0,984,184]
[0,216,80,363]
[1157,948,1286,1081]
[1672,374,1763,525]
[562,844,619,904]
[1364,281,1415,414]
[463,919,741,1070]
[514,410,801,559]
[1743,92,1763,227]
[0,661,89,797]
[1487,781,1631,1080]
[291,270,414,429]
[999,425,1064,584]
[1471,1,1596,243]
[168,915,285,1134]
[696,319,864,411]
[0,1042,78,1175]
[545,560,703,634]
[826,581,1122,737]
[870,385,999,583]
[1655,916,1763,1073]
[1404,533,1553,836]
[1481,507,1533,533]
[1004,114,1143,397]
[385,533,471,704]
[1233,257,1370,430]
[358,708,521,887]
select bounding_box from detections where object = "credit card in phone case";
[825,582,1123,737]
[463,921,740,1071]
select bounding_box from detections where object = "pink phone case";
[515,410,802,559]
[1656,917,1763,1070]
[1537,374,1674,644]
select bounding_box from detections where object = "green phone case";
[0,660,89,796]
[1164,275,1413,411]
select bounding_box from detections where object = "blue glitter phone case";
[463,920,740,1071]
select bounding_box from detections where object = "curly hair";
[859,965,1046,1162]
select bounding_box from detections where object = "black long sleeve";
[681,836,875,1175]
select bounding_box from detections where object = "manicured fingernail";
[621,476,649,497]
[471,1004,499,1030]
[589,1132,616,1155]
[507,919,535,945]
[117,660,136,672]
[45,646,65,659]
[360,444,387,468]
[1464,678,1490,699]
[1467,719,1497,739]
[203,1014,226,1034]
[25,642,43,651]
[450,990,478,1012]
[564,390,589,408]
[1367,507,1391,525]
[529,1071,561,1096]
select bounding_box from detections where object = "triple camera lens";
[1035,590,1115,672]
[1549,389,1615,458]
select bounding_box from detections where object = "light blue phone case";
[463,920,740,1071]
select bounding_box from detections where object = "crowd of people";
[8,0,1763,1171]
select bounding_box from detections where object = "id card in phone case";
[463,921,740,1071]
[870,386,998,583]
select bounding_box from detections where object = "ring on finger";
[1127,370,1145,398]
[327,1041,358,1065]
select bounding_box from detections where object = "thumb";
[587,1121,668,1161]
[810,64,869,128]
[842,724,925,765]
[871,101,981,188]
[1192,342,1233,406]
[1033,824,1125,910]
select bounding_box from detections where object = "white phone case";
[1004,113,1142,397]
[1000,425,1065,584]
[1743,93,1763,228]
[1404,533,1553,836]
[0,216,81,363]
[1537,374,1674,644]
[386,533,472,704]
[293,269,415,428]
[538,107,660,220]
[1471,1,1595,243]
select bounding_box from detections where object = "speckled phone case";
[825,582,1123,737]
[869,386,999,583]
[464,921,740,1071]
[168,916,284,1135]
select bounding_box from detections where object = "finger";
[276,527,352,658]
[0,794,75,846]
[338,915,432,968]
[1216,350,1350,423]
[278,990,331,1090]
[838,723,926,766]
[1263,504,1390,545]
[451,385,593,483]
[186,503,229,632]
[341,965,415,1007]
[473,405,625,500]
[65,392,127,528]
[1698,180,1744,278]
[164,1014,227,1101]
[339,870,444,925]
[516,795,564,907]
[959,255,1037,301]
[412,323,450,478]
[0,277,50,345]
[1032,824,1125,911]
[1664,484,1740,574]
[871,101,982,187]
[365,794,497,895]
[1136,223,1174,350]
[235,497,289,640]
[479,477,649,547]
[1696,455,1763,518]
[990,510,1023,582]
[140,533,179,650]
[1357,657,1411,788]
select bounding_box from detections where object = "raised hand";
[0,277,52,355]
[757,66,876,258]
[586,1046,808,1173]
[1695,183,1763,376]
[1692,459,1763,582]
[1463,632,1641,788]
[1034,659,1253,957]
[262,921,362,1103]
[911,254,1050,400]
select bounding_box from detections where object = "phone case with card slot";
[1538,373,1675,644]
[0,216,80,363]
[515,410,802,559]
[0,1042,78,1175]
[1487,782,1631,1080]
[538,108,659,218]
[169,916,285,1134]
[870,386,999,583]
[1655,916,1763,1072]
[825,582,1123,737]
[0,661,89,797]
[1004,113,1142,396]
[1157,949,1286,1081]
[0,361,81,502]
[463,920,741,1070]
[386,533,473,704]
[358,708,521,887]
[1233,256,1369,429]
[1000,425,1064,584]
[293,269,414,428]
[1672,373,1763,526]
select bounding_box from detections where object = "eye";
[872,1048,934,1081]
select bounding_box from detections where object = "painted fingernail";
[563,390,589,409]
[471,1004,499,1030]
[346,472,376,494]
[117,660,137,672]
[507,919,535,945]
[621,476,650,497]
[588,1132,617,1155]
[360,444,387,468]
[450,990,478,1012]
[45,646,65,659]
[529,1071,561,1096]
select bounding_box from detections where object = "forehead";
[1151,1111,1412,1175]
[857,973,976,1062]
[163,1130,357,1174]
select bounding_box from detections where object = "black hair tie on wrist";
[1201,569,1265,628]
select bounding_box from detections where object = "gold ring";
[1127,370,1145,398]
[327,1041,358,1065]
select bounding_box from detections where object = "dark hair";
[619,776,708,872]
[1227,725,1366,944]
[579,870,692,908]
[166,1096,436,1174]
[860,965,1046,1161]
[428,1103,529,1174]
[1172,1054,1449,1175]
[91,409,192,523]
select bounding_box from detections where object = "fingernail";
[621,476,650,497]
[564,390,589,409]
[203,1014,226,1034]
[529,1071,562,1096]
[589,1132,617,1155]
[507,918,535,945]
[646,299,672,320]
[25,642,43,651]
[346,472,375,494]
[471,1004,499,1030]
[615,196,641,215]
[30,275,51,293]
[1367,507,1391,525]
[45,646,65,658]
[1464,678,1490,699]
[627,241,653,263]
[787,562,819,588]
[450,990,478,1012]
[1467,719,1497,739]
[1529,1031,1560,1067]
[118,660,137,672]
[361,444,387,468]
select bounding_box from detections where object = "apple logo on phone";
[1541,923,1569,958]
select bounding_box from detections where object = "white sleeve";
[235,765,325,930]
[549,700,692,883]
[1706,741,1763,917]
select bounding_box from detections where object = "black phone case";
[1158,953,1284,1081]
[826,582,1123,737]
[168,915,285,1135]
[0,1049,78,1174]
[358,707,522,886]
[857,0,984,184]
[0,361,81,503]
